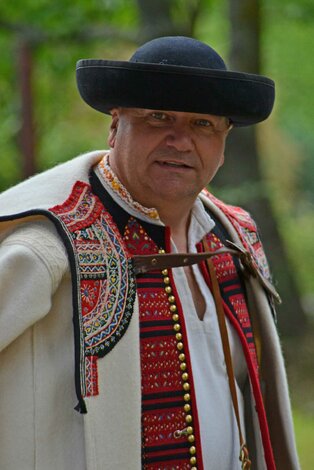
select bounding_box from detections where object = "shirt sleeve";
[0,220,69,352]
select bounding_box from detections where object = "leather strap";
[132,241,281,305]
[133,247,239,273]
[202,236,252,469]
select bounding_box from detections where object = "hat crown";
[130,36,227,70]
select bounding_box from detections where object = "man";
[0,36,299,469]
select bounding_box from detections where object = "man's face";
[108,107,230,210]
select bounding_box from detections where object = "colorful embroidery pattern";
[97,155,159,220]
[124,218,199,469]
[204,231,259,375]
[124,216,159,255]
[202,188,271,281]
[50,181,136,397]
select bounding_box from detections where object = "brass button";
[186,426,194,435]
[159,249,165,254]
[165,286,172,294]
[188,434,195,443]
[184,403,191,413]
[189,446,196,455]
[183,393,190,402]
[164,276,170,284]
[180,362,187,371]
[179,353,185,362]
[183,382,190,391]
[190,456,197,465]
[173,323,181,332]
[176,333,182,341]
[172,313,179,322]
[170,304,177,312]
[182,372,189,381]
[162,268,168,276]
[168,295,175,303]
[177,342,184,351]
[185,414,192,423]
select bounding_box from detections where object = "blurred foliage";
[0,0,140,179]
[263,1,314,202]
[0,0,313,303]
[293,409,314,470]
[0,0,138,34]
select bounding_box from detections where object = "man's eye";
[151,112,168,121]
[195,119,214,128]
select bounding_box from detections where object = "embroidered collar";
[96,153,160,222]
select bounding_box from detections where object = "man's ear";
[108,109,119,148]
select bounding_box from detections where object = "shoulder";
[1,219,69,293]
[200,188,271,281]
[200,188,256,228]
[0,151,106,216]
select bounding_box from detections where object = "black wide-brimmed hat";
[76,36,275,126]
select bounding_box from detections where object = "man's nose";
[165,126,194,152]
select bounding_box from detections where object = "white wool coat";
[0,151,300,469]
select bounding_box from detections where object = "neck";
[156,203,193,252]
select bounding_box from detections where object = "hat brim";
[76,60,275,126]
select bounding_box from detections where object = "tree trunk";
[213,0,307,336]
[137,0,174,39]
[136,0,201,40]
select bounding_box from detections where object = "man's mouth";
[157,160,192,169]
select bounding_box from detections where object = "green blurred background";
[0,0,313,467]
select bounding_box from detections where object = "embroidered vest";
[49,181,275,470]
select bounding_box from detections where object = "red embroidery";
[124,217,199,469]
[202,188,271,280]
[142,410,186,446]
[52,181,104,231]
[205,232,259,377]
[50,182,136,401]
[81,280,101,314]
[85,356,99,397]
[146,463,191,470]
[124,217,159,254]
[141,337,183,393]
[139,290,170,320]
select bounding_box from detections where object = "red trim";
[148,460,191,470]
[137,277,163,284]
[224,283,241,292]
[199,258,276,470]
[147,447,190,458]
[51,181,88,213]
[85,355,99,397]
[51,180,132,259]
[165,227,205,470]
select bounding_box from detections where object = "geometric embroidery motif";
[50,181,136,399]
[124,217,195,469]
[202,188,271,281]
[85,355,99,396]
[124,216,159,255]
